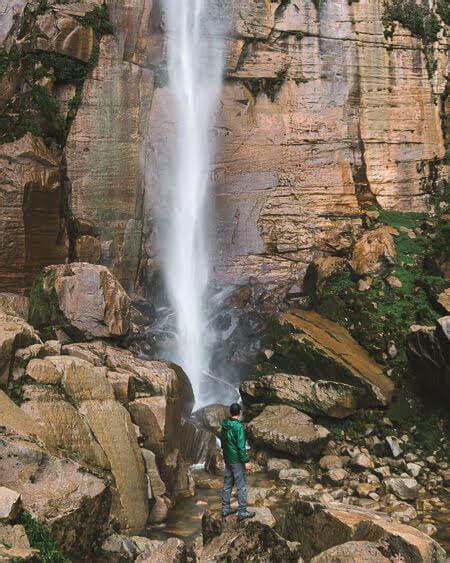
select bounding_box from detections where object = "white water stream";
[159,1,228,407]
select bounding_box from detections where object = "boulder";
[0,313,40,386]
[276,310,394,406]
[194,403,229,435]
[246,405,329,458]
[141,449,166,498]
[311,541,390,562]
[135,538,186,562]
[407,318,450,404]
[21,399,109,469]
[267,457,292,478]
[282,499,446,562]
[79,400,149,535]
[240,373,361,419]
[0,437,110,555]
[28,263,132,341]
[0,487,21,522]
[180,418,216,465]
[200,510,302,562]
[350,226,398,277]
[278,468,310,485]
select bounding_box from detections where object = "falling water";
[158,1,228,406]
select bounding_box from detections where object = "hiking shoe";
[238,510,256,521]
[221,508,238,517]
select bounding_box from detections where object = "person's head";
[230,403,241,418]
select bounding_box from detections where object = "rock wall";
[0,0,447,297]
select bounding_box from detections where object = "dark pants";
[222,463,247,513]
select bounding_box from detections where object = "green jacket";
[220,417,249,465]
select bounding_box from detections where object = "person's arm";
[236,423,249,464]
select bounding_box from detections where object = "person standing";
[220,403,256,521]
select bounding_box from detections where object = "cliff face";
[0,0,447,295]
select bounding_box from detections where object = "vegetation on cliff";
[0,3,112,146]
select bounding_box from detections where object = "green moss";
[242,68,288,102]
[383,0,441,43]
[18,512,70,563]
[29,270,59,329]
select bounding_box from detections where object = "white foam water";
[159,0,228,407]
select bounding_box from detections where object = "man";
[220,403,256,521]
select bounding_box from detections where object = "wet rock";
[247,405,329,458]
[194,403,229,435]
[311,541,390,563]
[0,487,21,522]
[148,496,169,524]
[350,226,398,277]
[141,449,166,498]
[384,477,419,501]
[241,373,361,419]
[267,457,292,478]
[278,468,310,485]
[407,317,450,403]
[282,499,446,562]
[180,418,216,465]
[276,310,394,406]
[200,510,302,562]
[29,263,132,341]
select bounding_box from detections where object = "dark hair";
[230,403,241,416]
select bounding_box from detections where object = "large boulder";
[282,499,446,562]
[246,404,329,458]
[311,541,391,562]
[0,436,110,555]
[29,263,132,341]
[407,317,450,404]
[200,510,302,562]
[0,313,40,386]
[240,373,361,419]
[350,226,398,277]
[275,309,394,406]
[194,403,229,435]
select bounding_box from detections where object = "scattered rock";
[357,278,372,292]
[386,435,403,458]
[350,453,374,470]
[241,373,361,419]
[384,477,419,500]
[319,455,346,471]
[324,468,348,486]
[385,275,402,288]
[247,405,329,458]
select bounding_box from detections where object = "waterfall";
[157,0,228,407]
